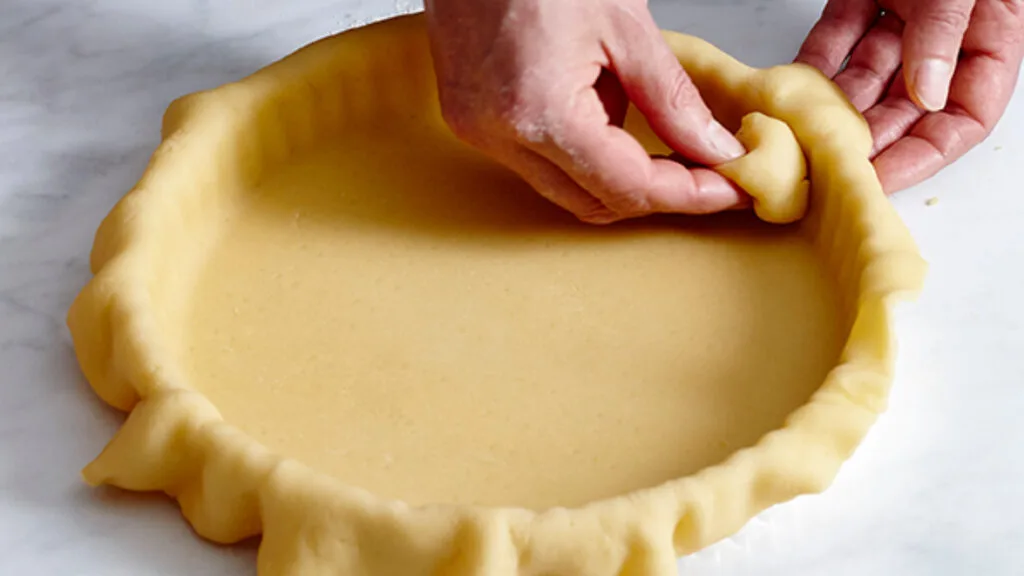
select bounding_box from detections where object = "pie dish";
[68,14,927,576]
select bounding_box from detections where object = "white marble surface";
[1,0,1022,574]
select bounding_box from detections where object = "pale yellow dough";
[68,14,926,576]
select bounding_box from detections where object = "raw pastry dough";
[185,138,842,510]
[67,14,926,576]
[718,112,809,223]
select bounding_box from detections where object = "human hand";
[797,0,1024,192]
[423,0,747,224]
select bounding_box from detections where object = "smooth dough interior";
[182,124,843,510]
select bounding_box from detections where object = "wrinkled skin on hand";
[797,0,1024,192]
[424,0,748,224]
[426,0,1023,221]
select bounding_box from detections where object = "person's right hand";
[423,0,748,224]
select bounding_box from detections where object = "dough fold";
[718,112,810,224]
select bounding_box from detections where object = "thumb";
[900,0,976,111]
[605,10,745,166]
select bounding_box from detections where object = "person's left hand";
[797,0,1024,192]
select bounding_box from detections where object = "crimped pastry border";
[67,14,926,576]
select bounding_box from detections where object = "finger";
[656,163,747,214]
[795,0,880,76]
[833,13,906,111]
[655,156,753,210]
[526,110,747,217]
[871,112,984,192]
[900,0,976,111]
[691,168,754,211]
[603,8,746,165]
[502,145,618,223]
[863,72,927,156]
[874,48,1019,192]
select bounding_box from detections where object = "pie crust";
[68,14,927,576]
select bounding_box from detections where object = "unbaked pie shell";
[68,14,926,576]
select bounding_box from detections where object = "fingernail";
[914,58,953,112]
[708,120,746,162]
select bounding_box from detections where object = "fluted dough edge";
[67,14,927,576]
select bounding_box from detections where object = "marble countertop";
[2,0,1022,574]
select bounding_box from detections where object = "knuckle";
[844,63,886,85]
[504,92,557,145]
[688,190,727,214]
[917,4,972,34]
[508,110,549,145]
[992,9,1024,54]
[587,161,656,217]
[1003,0,1024,18]
[603,191,652,217]
[664,67,700,111]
